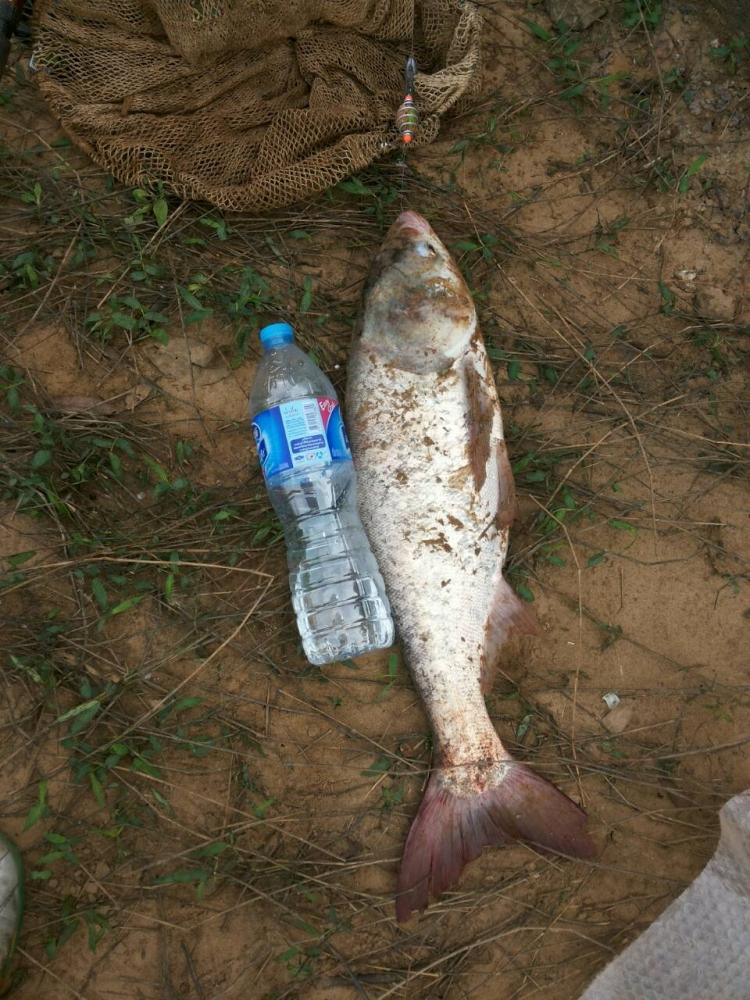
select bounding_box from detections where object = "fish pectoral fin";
[480,574,538,694]
[395,760,595,923]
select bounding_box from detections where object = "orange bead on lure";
[396,55,419,144]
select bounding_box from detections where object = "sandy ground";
[0,1,749,998]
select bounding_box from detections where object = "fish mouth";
[366,210,437,287]
[389,210,434,240]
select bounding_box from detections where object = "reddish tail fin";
[396,760,594,922]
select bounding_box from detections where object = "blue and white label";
[252,396,352,479]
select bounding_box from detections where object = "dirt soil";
[0,2,749,998]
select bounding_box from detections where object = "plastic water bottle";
[249,322,394,666]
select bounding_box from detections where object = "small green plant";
[35,831,80,879]
[177,278,214,325]
[594,71,629,110]
[594,215,629,256]
[129,258,165,284]
[381,782,404,810]
[600,739,626,759]
[453,232,511,303]
[677,154,708,194]
[142,454,192,499]
[453,232,506,263]
[278,941,319,980]
[596,619,624,650]
[710,35,748,74]
[216,264,278,364]
[199,213,229,240]
[361,755,391,779]
[621,0,663,31]
[524,19,588,103]
[376,652,400,701]
[124,185,169,228]
[299,274,314,314]
[703,698,733,723]
[539,541,566,568]
[511,446,581,494]
[609,517,638,535]
[1,401,137,516]
[0,248,54,289]
[515,711,534,742]
[154,866,213,898]
[44,899,110,959]
[663,66,687,92]
[690,328,731,380]
[658,280,675,315]
[23,781,50,831]
[335,171,401,226]
[451,113,514,164]
[0,365,23,411]
[86,294,170,344]
[277,908,352,981]
[649,157,678,192]
[507,566,534,603]
[19,181,43,208]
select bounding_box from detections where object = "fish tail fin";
[395,758,594,922]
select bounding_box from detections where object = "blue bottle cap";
[259,322,294,349]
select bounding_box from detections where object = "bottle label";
[252,396,351,478]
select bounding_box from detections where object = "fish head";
[361,211,476,374]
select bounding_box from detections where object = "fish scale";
[350,359,503,741]
[347,210,595,921]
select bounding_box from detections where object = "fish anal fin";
[396,760,595,922]
[480,575,539,693]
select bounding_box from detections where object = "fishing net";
[30,0,482,212]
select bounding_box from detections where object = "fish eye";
[415,241,437,258]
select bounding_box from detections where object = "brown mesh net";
[31,0,481,212]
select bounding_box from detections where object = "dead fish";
[347,210,595,922]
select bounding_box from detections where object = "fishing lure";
[396,54,419,145]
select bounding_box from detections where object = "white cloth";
[581,791,750,1000]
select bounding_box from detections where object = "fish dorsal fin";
[463,339,530,690]
[463,344,517,529]
[495,437,517,530]
[465,353,495,493]
[481,574,538,693]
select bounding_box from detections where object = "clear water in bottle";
[249,322,394,666]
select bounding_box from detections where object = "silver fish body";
[347,211,594,921]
